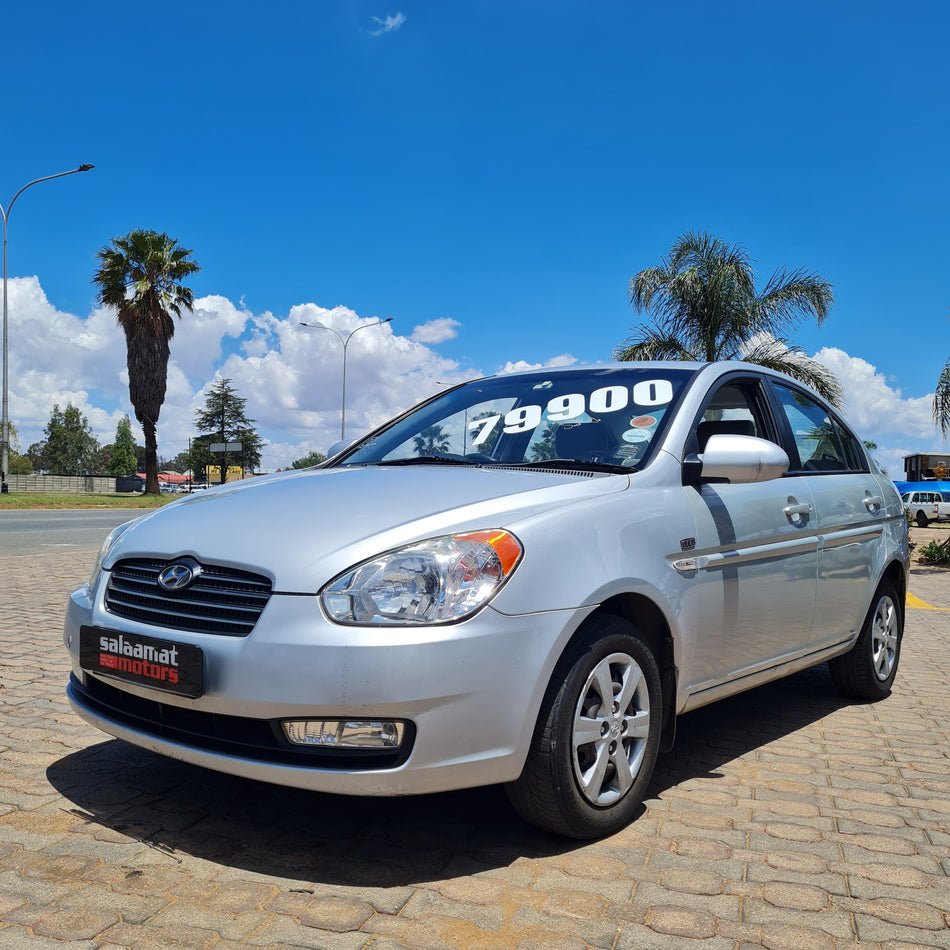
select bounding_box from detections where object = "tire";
[828,579,903,701]
[915,510,929,528]
[505,614,662,839]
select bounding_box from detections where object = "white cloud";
[813,346,945,477]
[5,280,487,471]
[815,347,936,437]
[497,354,578,375]
[6,278,128,436]
[174,295,251,377]
[369,12,406,35]
[164,301,473,466]
[411,318,460,344]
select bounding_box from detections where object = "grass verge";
[0,493,175,511]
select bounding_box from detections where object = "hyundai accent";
[64,362,908,838]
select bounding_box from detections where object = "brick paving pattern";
[0,546,947,949]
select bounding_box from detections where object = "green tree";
[194,379,262,482]
[185,437,215,483]
[615,231,842,407]
[107,415,138,476]
[92,229,200,494]
[413,424,450,457]
[291,450,327,469]
[38,404,100,475]
[528,423,559,461]
[6,422,32,475]
[166,450,191,474]
[26,441,45,472]
[934,358,950,440]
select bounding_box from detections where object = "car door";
[678,376,819,695]
[769,382,887,651]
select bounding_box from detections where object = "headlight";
[88,520,135,588]
[321,530,523,625]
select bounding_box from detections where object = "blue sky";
[2,1,947,472]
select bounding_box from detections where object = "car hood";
[106,465,629,592]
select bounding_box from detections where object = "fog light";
[281,719,405,749]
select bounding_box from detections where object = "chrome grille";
[105,558,272,636]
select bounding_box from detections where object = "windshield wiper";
[510,458,632,475]
[372,456,477,467]
[369,456,632,474]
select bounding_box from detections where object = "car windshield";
[335,365,698,472]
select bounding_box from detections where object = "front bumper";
[64,578,581,796]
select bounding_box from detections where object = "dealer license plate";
[79,626,203,698]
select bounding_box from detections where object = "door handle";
[784,502,812,524]
[864,494,883,512]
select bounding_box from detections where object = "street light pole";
[1,164,94,494]
[299,317,392,441]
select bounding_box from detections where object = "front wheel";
[506,615,662,838]
[915,510,930,528]
[828,579,903,700]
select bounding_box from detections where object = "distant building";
[903,453,950,481]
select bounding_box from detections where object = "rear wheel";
[828,579,903,700]
[506,614,662,838]
[916,510,930,527]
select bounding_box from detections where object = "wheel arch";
[878,558,908,621]
[599,593,678,743]
[597,593,671,669]
[547,592,678,743]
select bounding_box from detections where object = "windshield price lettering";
[468,380,674,445]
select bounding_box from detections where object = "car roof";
[470,360,826,402]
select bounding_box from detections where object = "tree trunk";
[143,418,160,495]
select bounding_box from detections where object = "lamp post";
[299,317,392,441]
[1,164,94,494]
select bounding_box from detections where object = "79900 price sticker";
[467,379,674,445]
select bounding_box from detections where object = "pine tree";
[108,416,138,476]
[194,379,263,482]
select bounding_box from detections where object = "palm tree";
[934,359,950,439]
[615,231,842,407]
[413,425,451,457]
[92,230,200,494]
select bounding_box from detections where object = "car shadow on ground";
[46,664,852,886]
[650,662,852,795]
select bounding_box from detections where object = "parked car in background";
[65,361,908,838]
[900,489,950,527]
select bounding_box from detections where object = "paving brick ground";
[0,540,947,949]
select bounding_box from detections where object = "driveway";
[0,549,947,949]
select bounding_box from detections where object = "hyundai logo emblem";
[157,561,199,591]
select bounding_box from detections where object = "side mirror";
[685,434,789,485]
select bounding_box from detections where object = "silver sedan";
[64,362,908,838]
